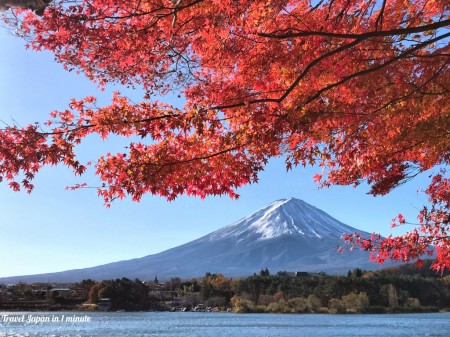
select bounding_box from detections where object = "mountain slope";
[0,198,381,283]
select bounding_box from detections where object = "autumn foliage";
[0,1,449,270]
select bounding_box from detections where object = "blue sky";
[0,29,433,278]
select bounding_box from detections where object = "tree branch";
[305,32,450,105]
[375,0,387,30]
[258,19,450,40]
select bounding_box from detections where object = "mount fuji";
[0,198,382,283]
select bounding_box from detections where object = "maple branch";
[32,113,181,137]
[369,62,449,116]
[309,0,326,13]
[305,32,450,105]
[82,0,204,22]
[375,0,387,31]
[258,19,450,40]
[211,37,365,110]
[213,24,449,111]
[154,143,247,168]
[345,233,449,253]
[278,38,362,103]
[92,141,249,180]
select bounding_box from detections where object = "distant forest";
[1,261,449,313]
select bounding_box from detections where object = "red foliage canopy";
[0,0,449,270]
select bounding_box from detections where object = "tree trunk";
[0,0,50,15]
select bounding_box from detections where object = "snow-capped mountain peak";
[210,198,358,242]
[0,197,379,283]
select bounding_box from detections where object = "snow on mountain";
[209,198,362,242]
[0,198,380,283]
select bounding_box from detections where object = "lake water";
[0,312,449,336]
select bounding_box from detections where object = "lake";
[0,312,449,336]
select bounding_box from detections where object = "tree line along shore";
[1,262,449,314]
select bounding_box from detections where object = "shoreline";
[1,306,448,315]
